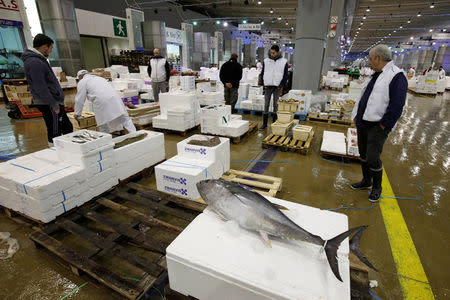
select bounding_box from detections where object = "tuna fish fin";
[324,226,365,282]
[350,226,378,271]
[271,203,289,210]
[259,231,272,248]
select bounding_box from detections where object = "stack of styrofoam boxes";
[243,68,261,86]
[324,71,338,88]
[201,105,249,137]
[288,90,311,115]
[180,76,196,92]
[197,82,211,93]
[169,76,181,91]
[238,83,249,101]
[416,71,438,94]
[200,68,219,81]
[197,82,223,106]
[437,77,446,93]
[155,134,230,200]
[201,105,231,135]
[138,65,152,92]
[54,130,118,201]
[348,80,366,101]
[110,65,129,79]
[347,128,359,157]
[248,86,264,111]
[0,149,86,223]
[153,91,201,131]
[408,76,417,89]
[113,130,165,180]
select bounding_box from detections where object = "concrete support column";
[243,41,256,67]
[36,0,83,76]
[181,23,193,69]
[193,32,211,70]
[434,44,447,68]
[323,0,345,73]
[142,21,167,55]
[215,31,224,63]
[292,0,332,92]
[126,8,144,50]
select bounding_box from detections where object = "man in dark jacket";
[219,53,243,111]
[21,34,72,146]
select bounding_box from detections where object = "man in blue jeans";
[21,34,73,146]
[259,45,288,130]
[351,45,407,202]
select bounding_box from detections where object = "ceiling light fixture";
[243,19,247,24]
[400,25,403,28]
[430,2,435,8]
[429,29,433,32]
[407,19,411,23]
[433,42,436,45]
[410,36,414,39]
[363,15,366,20]
[258,1,262,4]
[394,30,396,33]
[285,22,289,25]
[193,21,198,26]
[417,12,421,17]
[270,8,274,13]
[224,22,228,27]
[216,20,221,24]
[277,16,282,20]
[366,6,370,12]
[261,21,264,25]
[444,29,447,32]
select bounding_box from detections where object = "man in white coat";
[74,70,136,133]
[351,45,407,202]
[438,66,446,80]
[147,48,170,102]
[259,45,288,130]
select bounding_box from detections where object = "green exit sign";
[113,18,127,37]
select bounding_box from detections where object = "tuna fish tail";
[350,226,377,271]
[324,226,365,282]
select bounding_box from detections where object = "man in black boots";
[259,45,288,130]
[351,45,407,202]
[219,53,243,112]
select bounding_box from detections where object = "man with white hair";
[350,45,407,202]
[147,48,170,102]
[74,70,136,133]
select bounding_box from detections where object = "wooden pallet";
[262,132,314,154]
[307,116,355,127]
[2,206,45,228]
[221,169,282,197]
[153,125,200,137]
[320,150,360,163]
[29,183,203,299]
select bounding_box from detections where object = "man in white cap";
[74,70,136,133]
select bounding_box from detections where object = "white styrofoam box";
[248,86,263,95]
[159,92,198,115]
[167,196,350,300]
[239,100,253,110]
[113,130,165,165]
[111,79,128,91]
[0,184,18,211]
[116,146,166,180]
[88,176,118,200]
[321,131,347,155]
[132,114,156,125]
[221,120,249,137]
[88,167,117,189]
[152,114,168,129]
[327,71,339,78]
[56,144,114,167]
[231,114,242,121]
[85,158,115,178]
[0,156,85,200]
[177,134,230,172]
[155,156,223,200]
[53,130,112,155]
[139,65,148,74]
[238,84,249,100]
[249,95,265,105]
[197,82,211,93]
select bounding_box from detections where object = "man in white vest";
[259,45,288,130]
[351,45,407,202]
[147,48,170,102]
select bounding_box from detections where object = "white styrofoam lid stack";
[167,196,350,300]
[321,131,347,155]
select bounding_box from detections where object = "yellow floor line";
[380,169,434,299]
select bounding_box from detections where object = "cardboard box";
[277,112,294,124]
[271,120,294,136]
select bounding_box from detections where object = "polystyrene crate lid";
[167,196,350,300]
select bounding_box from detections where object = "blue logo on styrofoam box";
[185,147,207,155]
[164,186,188,196]
[163,175,187,185]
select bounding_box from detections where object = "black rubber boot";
[351,162,372,190]
[259,113,268,130]
[369,170,383,202]
[272,113,278,123]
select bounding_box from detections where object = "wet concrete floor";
[0,90,448,299]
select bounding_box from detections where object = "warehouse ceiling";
[130,0,450,52]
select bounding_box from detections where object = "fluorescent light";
[216,20,221,24]
[394,30,396,33]
[400,25,403,29]
[223,22,228,27]
[270,8,273,13]
[417,12,421,17]
[243,19,247,24]
[258,1,262,4]
[261,21,264,25]
[432,42,436,45]
[363,15,366,20]
[407,19,411,23]
[410,36,414,39]
[430,3,435,8]
[285,22,289,25]
[443,29,447,32]
[193,21,198,26]
[366,7,370,12]
[429,29,433,32]
[277,16,282,20]
[358,27,361,30]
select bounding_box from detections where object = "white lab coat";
[74,74,128,126]
[438,69,446,80]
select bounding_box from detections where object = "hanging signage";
[413,40,429,46]
[166,27,183,45]
[262,33,280,39]
[431,33,450,40]
[401,44,413,49]
[0,0,22,22]
[238,24,261,31]
[0,0,19,12]
[113,18,127,37]
[0,19,22,27]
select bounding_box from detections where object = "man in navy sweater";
[21,34,72,146]
[351,45,407,202]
